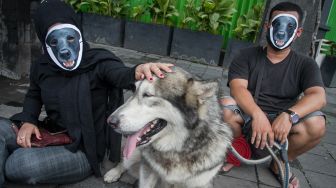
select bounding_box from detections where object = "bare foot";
[221,163,235,172]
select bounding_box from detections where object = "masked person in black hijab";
[0,0,173,186]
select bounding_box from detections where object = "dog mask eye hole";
[272,20,280,27]
[50,39,58,46]
[67,36,75,42]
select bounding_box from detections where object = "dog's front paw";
[104,168,122,183]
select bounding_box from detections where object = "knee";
[0,118,13,133]
[5,150,40,184]
[219,96,237,106]
[222,110,236,124]
[0,117,11,124]
[303,116,326,140]
[0,118,15,140]
[219,97,237,121]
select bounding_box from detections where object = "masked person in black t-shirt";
[220,2,326,187]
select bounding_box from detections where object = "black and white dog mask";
[267,13,298,50]
[45,24,83,71]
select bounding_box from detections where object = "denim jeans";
[0,117,92,186]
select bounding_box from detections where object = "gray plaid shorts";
[222,104,325,126]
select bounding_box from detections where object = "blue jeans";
[0,117,92,186]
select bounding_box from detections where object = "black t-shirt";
[228,46,324,113]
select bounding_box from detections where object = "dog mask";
[267,13,298,50]
[45,24,83,71]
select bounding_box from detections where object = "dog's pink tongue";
[123,127,147,159]
[123,134,139,159]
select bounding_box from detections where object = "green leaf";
[210,13,220,22]
[154,7,161,13]
[114,7,122,13]
[232,2,265,41]
[203,0,215,13]
[183,17,196,24]
[79,2,90,12]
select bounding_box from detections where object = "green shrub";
[149,0,179,26]
[179,0,198,30]
[79,0,112,16]
[331,42,336,56]
[110,0,130,18]
[65,0,237,35]
[65,0,129,18]
[129,3,150,21]
[321,40,336,56]
[233,2,265,42]
[180,0,236,35]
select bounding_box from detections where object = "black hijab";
[33,0,123,176]
[33,0,108,74]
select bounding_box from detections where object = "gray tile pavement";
[222,165,257,183]
[298,153,336,176]
[304,171,336,188]
[1,44,336,188]
[306,144,329,157]
[213,175,258,188]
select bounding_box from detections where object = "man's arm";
[289,86,326,117]
[272,86,326,144]
[230,79,262,116]
[230,79,274,149]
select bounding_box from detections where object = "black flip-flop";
[269,165,300,188]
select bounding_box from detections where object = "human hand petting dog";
[16,123,42,148]
[135,62,174,81]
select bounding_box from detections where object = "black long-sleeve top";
[11,52,136,175]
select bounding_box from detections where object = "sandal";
[269,160,300,188]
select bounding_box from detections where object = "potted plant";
[123,0,179,56]
[318,40,336,87]
[221,2,264,68]
[66,0,129,47]
[170,0,236,65]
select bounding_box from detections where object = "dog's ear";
[187,79,218,105]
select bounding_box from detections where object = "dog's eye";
[67,36,75,42]
[143,93,153,98]
[50,39,57,46]
[288,24,293,28]
[272,20,280,27]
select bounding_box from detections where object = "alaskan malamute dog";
[104,67,232,188]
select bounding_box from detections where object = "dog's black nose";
[276,31,286,39]
[107,115,120,129]
[60,49,71,59]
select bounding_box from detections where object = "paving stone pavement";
[1,44,335,188]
